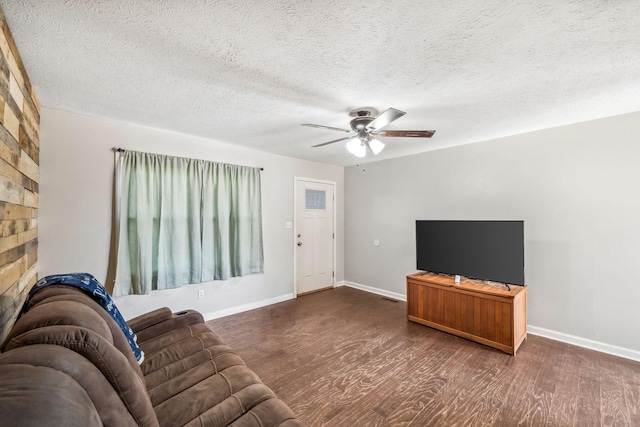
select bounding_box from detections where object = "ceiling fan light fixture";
[368,138,385,155]
[303,107,435,158]
[346,137,366,157]
[353,147,366,157]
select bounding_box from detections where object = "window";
[114,150,263,296]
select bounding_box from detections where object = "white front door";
[295,179,335,295]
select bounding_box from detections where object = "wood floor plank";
[575,346,603,425]
[488,335,546,426]
[620,356,640,426]
[330,332,456,426]
[262,301,411,391]
[408,342,486,425]
[600,353,633,426]
[548,350,582,426]
[282,330,419,424]
[205,287,640,427]
[421,350,517,426]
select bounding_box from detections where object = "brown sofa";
[0,285,304,426]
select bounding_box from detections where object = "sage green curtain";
[114,150,263,296]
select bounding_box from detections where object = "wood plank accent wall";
[0,8,40,342]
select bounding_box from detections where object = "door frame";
[293,177,337,296]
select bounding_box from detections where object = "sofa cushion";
[0,364,102,427]
[4,324,158,427]
[141,324,228,374]
[144,344,243,389]
[0,344,141,426]
[225,398,302,427]
[135,312,304,426]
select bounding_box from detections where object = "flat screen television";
[416,220,525,286]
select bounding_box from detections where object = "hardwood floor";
[206,287,640,426]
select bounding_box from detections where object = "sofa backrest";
[17,284,145,380]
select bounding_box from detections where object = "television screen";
[416,220,525,286]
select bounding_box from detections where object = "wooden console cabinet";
[406,272,527,355]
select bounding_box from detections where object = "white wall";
[345,112,640,357]
[39,108,344,319]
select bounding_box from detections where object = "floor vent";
[381,297,401,303]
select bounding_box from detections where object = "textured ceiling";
[2,1,640,166]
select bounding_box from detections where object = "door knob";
[297,242,302,247]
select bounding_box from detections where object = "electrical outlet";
[198,289,205,299]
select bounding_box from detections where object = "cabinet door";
[407,279,514,349]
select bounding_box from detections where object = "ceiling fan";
[301,107,435,157]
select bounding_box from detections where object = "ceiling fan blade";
[301,123,351,133]
[312,136,353,147]
[365,108,406,131]
[374,129,436,138]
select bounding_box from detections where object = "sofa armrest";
[128,308,205,345]
[127,308,173,334]
[135,310,205,344]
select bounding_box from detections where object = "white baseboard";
[337,280,406,302]
[202,292,296,321]
[338,281,640,363]
[527,325,640,363]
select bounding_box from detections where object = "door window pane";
[305,189,326,210]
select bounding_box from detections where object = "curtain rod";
[115,148,263,171]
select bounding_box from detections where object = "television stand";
[406,272,527,355]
